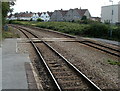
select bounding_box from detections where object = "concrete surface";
[89,38,120,46]
[0,47,2,91]
[2,38,30,89]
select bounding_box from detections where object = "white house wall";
[32,14,39,21]
[40,13,50,21]
[19,17,32,20]
[84,10,91,19]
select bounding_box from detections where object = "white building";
[7,13,39,21]
[32,13,39,21]
[40,12,53,22]
[101,4,120,24]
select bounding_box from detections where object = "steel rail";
[16,26,102,91]
[80,41,120,52]
[80,41,120,57]
[18,28,62,91]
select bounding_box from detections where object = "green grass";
[2,27,20,39]
[107,59,120,66]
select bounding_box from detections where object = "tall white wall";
[101,5,119,23]
[118,2,120,22]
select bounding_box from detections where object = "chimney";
[74,8,78,10]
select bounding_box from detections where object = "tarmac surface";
[2,38,31,89]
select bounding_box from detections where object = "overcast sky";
[12,0,119,17]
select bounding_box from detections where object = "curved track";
[12,25,102,91]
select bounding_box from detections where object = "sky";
[12,0,120,17]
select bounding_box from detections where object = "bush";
[30,18,32,21]
[82,23,110,37]
[37,18,44,22]
[10,21,119,41]
[112,26,120,41]
[8,20,14,24]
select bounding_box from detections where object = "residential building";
[7,12,39,21]
[101,4,120,24]
[64,8,91,21]
[91,17,101,22]
[50,8,91,21]
[6,14,17,20]
[50,9,68,21]
[16,12,34,20]
[40,12,53,21]
[32,13,39,21]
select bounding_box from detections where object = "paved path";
[2,38,30,89]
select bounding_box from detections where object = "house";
[101,3,120,24]
[6,14,17,20]
[40,12,53,21]
[32,13,39,21]
[64,8,91,21]
[7,12,39,21]
[38,12,42,18]
[50,8,91,21]
[50,9,68,21]
[91,17,101,22]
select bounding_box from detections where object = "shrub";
[112,26,120,41]
[8,20,14,24]
[37,18,44,22]
[82,23,110,37]
[30,18,32,21]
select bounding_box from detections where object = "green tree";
[2,1,15,25]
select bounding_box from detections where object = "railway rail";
[11,24,120,58]
[12,25,102,91]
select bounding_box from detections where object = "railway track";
[13,26,102,91]
[11,24,120,58]
[31,25,120,57]
[79,41,120,57]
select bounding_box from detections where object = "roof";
[76,9,88,16]
[14,13,34,18]
[38,12,42,16]
[7,14,13,18]
[47,12,53,17]
[59,10,68,16]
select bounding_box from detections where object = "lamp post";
[109,0,113,37]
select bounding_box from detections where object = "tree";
[2,1,15,25]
